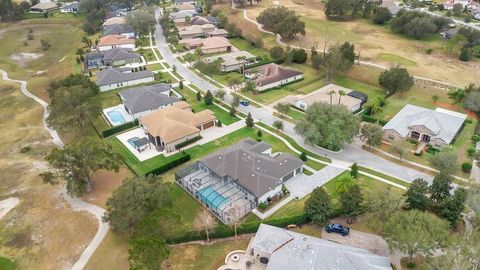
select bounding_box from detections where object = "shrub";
[462,162,472,173]
[460,47,473,62]
[257,129,262,137]
[101,120,139,138]
[426,48,433,54]
[258,202,268,210]
[216,120,222,127]
[472,134,480,143]
[175,136,202,149]
[467,147,476,157]
[300,151,307,161]
[27,33,34,40]
[145,153,191,176]
[291,49,307,63]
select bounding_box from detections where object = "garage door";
[202,121,215,129]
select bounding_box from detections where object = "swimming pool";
[107,109,126,125]
[197,186,229,210]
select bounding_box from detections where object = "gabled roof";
[104,24,135,36]
[190,16,210,25]
[177,3,195,10]
[61,2,79,10]
[254,63,303,87]
[103,16,126,26]
[383,104,467,144]
[102,47,140,61]
[96,69,154,86]
[204,51,256,67]
[200,138,303,198]
[208,28,228,36]
[170,10,197,20]
[98,35,135,46]
[119,84,178,114]
[140,107,216,143]
[31,2,58,10]
[251,224,392,270]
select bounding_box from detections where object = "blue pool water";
[197,186,229,210]
[127,137,140,148]
[107,110,126,124]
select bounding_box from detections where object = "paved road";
[154,9,433,183]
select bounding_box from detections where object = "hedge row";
[175,136,202,149]
[102,119,139,138]
[361,113,388,126]
[261,78,305,93]
[145,153,191,176]
[165,214,308,244]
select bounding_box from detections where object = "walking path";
[0,69,108,270]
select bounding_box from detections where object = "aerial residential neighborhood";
[1,0,480,269]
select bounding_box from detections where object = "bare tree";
[198,209,216,242]
[226,205,242,237]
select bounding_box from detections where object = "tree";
[363,99,383,116]
[431,94,439,103]
[390,139,408,160]
[273,120,284,131]
[257,129,262,138]
[427,230,480,270]
[231,95,240,108]
[226,205,242,238]
[337,89,346,105]
[360,123,383,148]
[325,0,352,18]
[214,90,226,101]
[179,80,184,89]
[79,0,105,34]
[128,236,169,270]
[300,152,307,161]
[228,77,242,92]
[404,178,430,211]
[291,48,307,63]
[295,103,360,151]
[430,171,453,205]
[459,47,473,61]
[274,102,290,117]
[335,174,356,194]
[270,46,285,61]
[439,187,467,226]
[235,55,248,74]
[429,148,457,174]
[382,210,450,266]
[452,3,463,16]
[350,163,359,178]
[198,209,216,242]
[256,7,305,40]
[245,112,255,127]
[464,91,480,112]
[340,184,363,224]
[196,91,202,101]
[373,7,392,24]
[304,187,332,226]
[367,186,401,223]
[243,81,257,95]
[319,49,353,82]
[405,17,437,39]
[47,74,101,135]
[378,66,414,95]
[41,138,120,196]
[103,175,172,234]
[126,9,156,35]
[204,90,213,105]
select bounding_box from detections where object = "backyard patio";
[103,104,134,126]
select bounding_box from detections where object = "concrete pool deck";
[103,104,134,127]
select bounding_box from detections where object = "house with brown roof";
[103,16,126,26]
[246,63,304,91]
[178,24,215,39]
[139,106,216,152]
[97,35,135,51]
[30,2,58,12]
[179,36,234,54]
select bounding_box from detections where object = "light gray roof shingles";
[119,83,179,114]
[252,224,392,270]
[103,24,135,36]
[96,69,154,86]
[200,138,303,198]
[382,104,467,144]
[102,47,140,62]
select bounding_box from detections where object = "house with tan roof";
[294,83,367,112]
[180,36,234,54]
[30,2,58,12]
[246,63,304,91]
[97,35,135,51]
[177,2,196,11]
[178,24,215,39]
[190,16,210,25]
[139,106,217,152]
[204,51,256,72]
[207,28,228,38]
[103,16,126,26]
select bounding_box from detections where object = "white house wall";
[258,74,304,92]
[98,43,136,52]
[99,76,154,92]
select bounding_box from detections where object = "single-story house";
[174,0,196,5]
[444,0,470,9]
[246,63,303,91]
[178,24,215,39]
[180,37,234,54]
[382,104,468,148]
[86,48,142,69]
[118,83,179,118]
[30,2,58,12]
[103,16,126,26]
[204,51,256,72]
[97,35,135,51]
[177,3,196,12]
[207,16,218,25]
[139,105,216,152]
[190,16,210,25]
[176,138,304,224]
[242,224,392,270]
[103,24,136,38]
[170,10,198,24]
[96,68,154,92]
[207,28,228,38]
[293,83,366,112]
[60,2,79,13]
[380,0,401,16]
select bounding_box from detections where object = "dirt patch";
[193,210,217,231]
[0,197,19,220]
[9,53,43,67]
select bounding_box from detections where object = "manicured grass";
[303,169,313,175]
[305,159,326,170]
[211,72,244,87]
[178,86,240,125]
[357,166,410,188]
[286,107,305,122]
[154,48,163,60]
[377,53,417,67]
[0,257,15,270]
[334,76,384,101]
[166,238,250,270]
[147,63,164,71]
[228,38,270,57]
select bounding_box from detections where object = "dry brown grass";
[84,231,130,270]
[0,80,98,269]
[82,168,133,209]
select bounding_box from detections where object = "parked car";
[240,100,249,106]
[325,224,350,236]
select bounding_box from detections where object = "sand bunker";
[10,52,44,66]
[0,197,20,220]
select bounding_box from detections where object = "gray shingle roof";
[200,138,303,198]
[96,69,154,86]
[103,24,135,36]
[119,84,179,114]
[382,104,467,144]
[252,224,392,270]
[102,47,140,61]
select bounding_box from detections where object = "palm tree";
[236,56,247,74]
[335,174,356,194]
[338,90,346,105]
[432,95,439,104]
[327,90,336,105]
[364,99,382,116]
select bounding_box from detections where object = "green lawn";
[228,38,270,57]
[0,257,15,270]
[211,72,244,86]
[147,63,164,71]
[286,107,306,122]
[357,166,410,188]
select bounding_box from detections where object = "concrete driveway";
[321,227,390,257]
